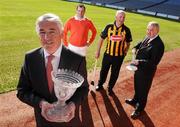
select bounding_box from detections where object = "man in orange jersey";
[63,4,97,56]
[95,10,132,96]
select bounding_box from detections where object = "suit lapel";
[38,48,52,96]
[58,46,69,69]
[145,36,159,48]
[58,46,63,69]
[139,36,159,50]
[58,46,81,72]
[139,37,149,49]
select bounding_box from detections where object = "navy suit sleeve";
[133,41,142,50]
[17,54,43,108]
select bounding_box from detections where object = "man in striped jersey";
[95,10,132,96]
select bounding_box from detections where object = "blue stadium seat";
[70,0,180,20]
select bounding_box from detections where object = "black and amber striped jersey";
[101,22,132,56]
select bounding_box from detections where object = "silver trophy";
[126,49,138,71]
[47,69,84,122]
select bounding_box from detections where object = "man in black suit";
[125,21,164,119]
[17,13,89,127]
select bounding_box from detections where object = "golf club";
[91,59,97,86]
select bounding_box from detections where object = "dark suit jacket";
[134,36,164,111]
[134,35,164,73]
[132,36,164,111]
[17,46,89,127]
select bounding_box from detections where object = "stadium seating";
[144,0,180,17]
[67,0,180,21]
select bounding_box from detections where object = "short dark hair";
[76,4,86,11]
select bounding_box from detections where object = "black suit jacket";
[17,46,89,127]
[134,35,164,72]
[132,36,164,110]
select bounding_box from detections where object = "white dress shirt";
[149,34,158,43]
[44,44,62,72]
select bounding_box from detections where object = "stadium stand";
[105,0,165,10]
[144,0,180,17]
[67,0,180,21]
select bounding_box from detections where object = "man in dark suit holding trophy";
[17,13,88,127]
[125,21,164,119]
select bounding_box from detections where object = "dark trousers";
[98,53,124,90]
[133,69,156,111]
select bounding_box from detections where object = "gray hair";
[148,21,160,30]
[116,10,126,16]
[35,13,63,34]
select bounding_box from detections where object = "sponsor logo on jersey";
[110,35,122,41]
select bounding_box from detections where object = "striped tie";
[142,38,150,47]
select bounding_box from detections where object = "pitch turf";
[0,0,180,93]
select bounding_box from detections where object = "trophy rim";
[52,69,84,88]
